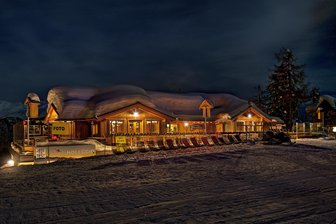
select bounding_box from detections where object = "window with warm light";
[129,120,141,133]
[110,120,124,134]
[146,120,159,133]
[167,124,178,133]
[91,123,99,136]
[236,121,245,132]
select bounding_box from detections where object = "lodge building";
[14,85,283,149]
[311,95,336,130]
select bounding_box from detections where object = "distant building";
[312,95,336,129]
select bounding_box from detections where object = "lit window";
[110,120,124,134]
[146,120,159,133]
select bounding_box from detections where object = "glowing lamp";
[184,122,189,127]
[333,127,336,133]
[133,111,139,117]
[7,159,15,167]
[247,113,252,118]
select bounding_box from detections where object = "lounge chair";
[217,136,227,144]
[211,136,222,145]
[182,138,194,148]
[147,140,159,151]
[201,137,214,146]
[138,141,150,152]
[166,139,177,150]
[228,135,239,144]
[157,139,169,150]
[234,134,245,143]
[190,137,202,147]
[221,135,232,144]
[176,138,187,149]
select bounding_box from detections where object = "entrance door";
[224,122,230,132]
[129,120,142,134]
[75,122,91,139]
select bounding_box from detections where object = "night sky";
[1,0,335,102]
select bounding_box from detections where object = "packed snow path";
[1,143,336,223]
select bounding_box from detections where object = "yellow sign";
[115,136,127,144]
[115,146,125,154]
[52,122,70,135]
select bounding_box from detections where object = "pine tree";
[267,48,307,129]
[310,87,320,104]
[251,85,269,112]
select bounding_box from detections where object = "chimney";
[24,93,40,119]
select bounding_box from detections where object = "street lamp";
[7,159,15,167]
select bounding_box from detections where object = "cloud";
[0,0,335,102]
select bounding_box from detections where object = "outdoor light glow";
[184,122,189,127]
[247,113,252,118]
[133,111,139,117]
[333,127,336,133]
[7,159,14,167]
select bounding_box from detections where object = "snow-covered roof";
[47,85,275,121]
[317,95,336,109]
[26,93,40,103]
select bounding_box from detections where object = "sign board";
[190,124,204,131]
[52,122,70,135]
[116,136,127,144]
[35,144,96,159]
[29,125,41,136]
[115,146,125,153]
[35,147,48,159]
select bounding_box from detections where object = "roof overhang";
[230,106,272,122]
[97,102,176,121]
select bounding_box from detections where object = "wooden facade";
[14,87,284,149]
[313,96,336,128]
[42,102,279,144]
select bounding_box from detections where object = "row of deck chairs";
[113,134,246,154]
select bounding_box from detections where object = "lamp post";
[27,117,30,146]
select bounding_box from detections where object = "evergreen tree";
[267,48,307,129]
[251,85,269,112]
[310,86,320,104]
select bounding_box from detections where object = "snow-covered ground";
[1,142,336,223]
[296,137,336,150]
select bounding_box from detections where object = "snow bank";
[296,138,336,150]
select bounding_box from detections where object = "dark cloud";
[0,0,335,102]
